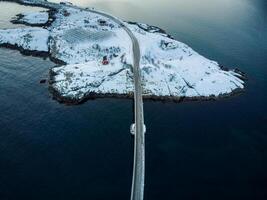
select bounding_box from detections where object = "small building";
[98,19,107,26]
[102,56,109,65]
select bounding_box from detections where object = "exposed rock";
[40,79,46,84]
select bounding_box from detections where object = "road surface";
[88,11,146,200]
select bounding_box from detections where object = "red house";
[102,56,109,65]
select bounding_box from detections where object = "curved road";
[84,12,146,200]
[16,1,145,200]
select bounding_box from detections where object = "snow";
[0,0,245,102]
[0,27,49,51]
[48,7,132,65]
[51,61,133,99]
[16,11,49,25]
[126,23,245,97]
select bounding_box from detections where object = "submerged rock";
[40,79,46,84]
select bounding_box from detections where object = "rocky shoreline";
[0,0,246,105]
[0,43,66,65]
[49,64,245,105]
[48,81,245,105]
[127,21,175,40]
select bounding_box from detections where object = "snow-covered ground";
[128,23,244,97]
[14,11,49,25]
[0,27,49,51]
[0,0,245,103]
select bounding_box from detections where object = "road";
[88,11,146,200]
[16,1,145,199]
[103,16,145,200]
[124,27,145,200]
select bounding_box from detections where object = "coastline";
[0,0,246,105]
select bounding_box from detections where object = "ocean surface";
[0,0,267,199]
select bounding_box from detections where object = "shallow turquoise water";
[0,1,267,199]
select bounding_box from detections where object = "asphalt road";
[124,26,145,200]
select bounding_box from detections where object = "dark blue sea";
[0,0,267,199]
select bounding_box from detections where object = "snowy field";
[0,0,245,103]
[13,11,49,25]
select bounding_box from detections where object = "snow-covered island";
[12,11,49,25]
[0,0,245,104]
